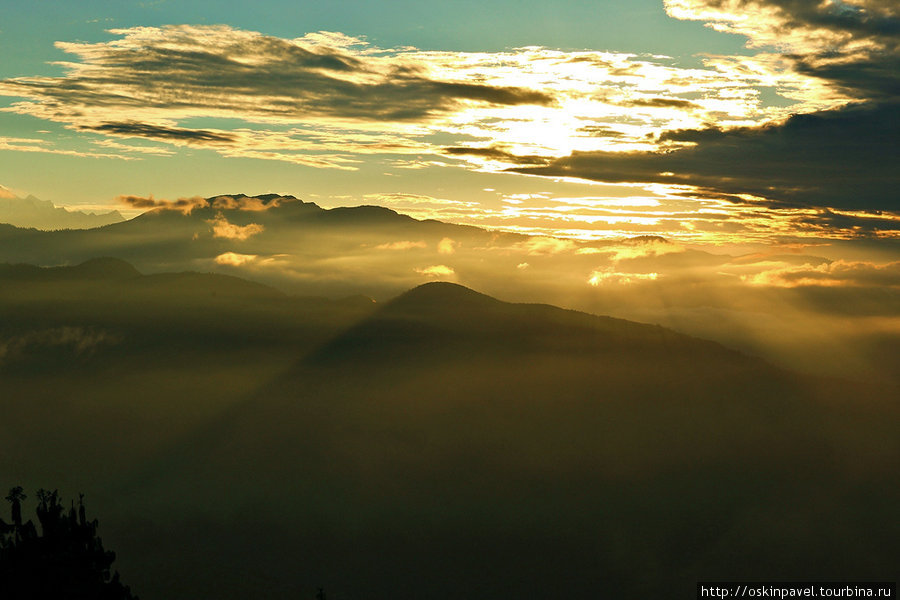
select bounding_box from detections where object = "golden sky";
[0,0,897,246]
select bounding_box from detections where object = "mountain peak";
[69,257,142,279]
[0,192,124,230]
[389,281,500,313]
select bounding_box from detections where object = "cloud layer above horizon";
[513,0,899,216]
[0,0,897,241]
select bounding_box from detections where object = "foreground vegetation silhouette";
[0,487,137,599]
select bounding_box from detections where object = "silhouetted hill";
[0,257,141,282]
[0,258,277,299]
[113,281,897,600]
[0,259,376,375]
[309,280,747,368]
[388,280,501,311]
[1,262,896,600]
[66,257,142,279]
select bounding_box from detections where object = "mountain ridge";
[0,192,124,230]
[306,279,754,370]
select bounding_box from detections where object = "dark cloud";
[0,25,554,128]
[118,193,297,215]
[442,146,551,166]
[622,97,698,109]
[81,122,236,144]
[210,195,290,211]
[576,125,624,138]
[512,101,900,214]
[789,52,900,100]
[793,208,900,235]
[117,194,209,214]
[669,0,900,100]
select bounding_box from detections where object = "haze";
[0,1,897,598]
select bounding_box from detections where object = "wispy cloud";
[376,240,427,250]
[0,135,131,160]
[665,0,900,100]
[0,326,119,364]
[0,24,837,170]
[1,17,895,235]
[415,265,456,277]
[744,259,900,287]
[117,194,208,214]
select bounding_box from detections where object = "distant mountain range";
[0,192,522,297]
[0,188,124,230]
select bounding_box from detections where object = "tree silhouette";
[0,486,137,599]
[4,487,25,530]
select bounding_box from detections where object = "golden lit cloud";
[0,24,839,172]
[515,237,578,256]
[207,214,265,241]
[743,260,900,288]
[215,252,259,267]
[376,240,427,250]
[437,237,457,255]
[415,265,456,277]
[588,268,659,286]
[602,237,685,261]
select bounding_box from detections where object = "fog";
[2,196,896,384]
[1,260,896,598]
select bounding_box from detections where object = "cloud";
[441,146,551,166]
[0,25,551,129]
[621,97,699,109]
[117,194,208,214]
[513,101,900,214]
[91,138,176,156]
[0,326,119,363]
[415,265,455,277]
[602,236,685,261]
[588,268,659,286]
[210,195,286,211]
[0,135,131,160]
[360,193,494,225]
[215,252,259,267]
[80,121,236,144]
[0,24,845,172]
[665,0,900,99]
[207,214,265,241]
[120,193,308,219]
[474,1,899,222]
[376,240,427,250]
[514,237,578,256]
[437,237,457,255]
[744,259,900,287]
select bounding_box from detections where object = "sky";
[1,0,896,248]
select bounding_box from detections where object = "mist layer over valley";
[1,193,897,385]
[3,0,898,594]
[1,251,896,598]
